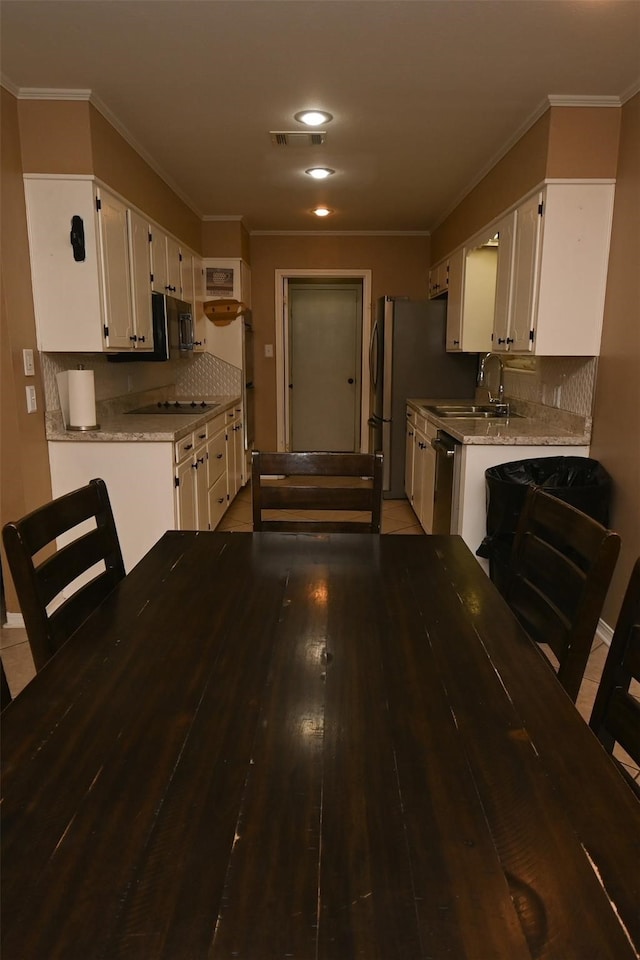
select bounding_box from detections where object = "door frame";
[275,269,372,451]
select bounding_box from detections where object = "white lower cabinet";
[405,406,438,534]
[207,422,228,530]
[48,404,245,573]
[453,442,590,571]
[225,405,244,500]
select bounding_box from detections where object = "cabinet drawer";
[207,429,227,487]
[175,433,196,463]
[208,472,228,531]
[193,423,209,446]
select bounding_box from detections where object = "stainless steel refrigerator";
[369,296,478,498]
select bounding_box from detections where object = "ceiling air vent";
[270,131,326,147]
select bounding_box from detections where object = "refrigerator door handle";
[369,322,379,389]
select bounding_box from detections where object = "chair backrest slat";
[2,479,125,672]
[505,486,620,702]
[252,451,383,534]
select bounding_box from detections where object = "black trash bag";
[477,456,612,562]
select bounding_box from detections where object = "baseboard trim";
[596,617,614,647]
[3,613,25,629]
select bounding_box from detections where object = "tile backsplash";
[503,356,597,418]
[42,351,242,411]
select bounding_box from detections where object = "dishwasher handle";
[431,437,456,457]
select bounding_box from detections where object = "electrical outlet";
[23,348,35,376]
[264,344,274,358]
[25,385,37,413]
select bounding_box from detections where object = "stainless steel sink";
[424,404,521,420]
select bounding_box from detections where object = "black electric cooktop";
[128,400,220,415]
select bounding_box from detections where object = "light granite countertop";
[408,397,591,446]
[46,395,241,442]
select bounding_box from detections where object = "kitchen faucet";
[478,352,508,410]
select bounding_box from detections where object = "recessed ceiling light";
[312,206,333,217]
[295,110,333,126]
[305,167,335,180]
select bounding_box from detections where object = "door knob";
[348,378,354,384]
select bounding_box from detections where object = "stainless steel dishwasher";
[430,430,460,534]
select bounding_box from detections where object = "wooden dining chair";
[589,558,640,795]
[504,486,620,703]
[251,451,384,533]
[2,478,125,672]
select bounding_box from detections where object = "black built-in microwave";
[107,292,193,363]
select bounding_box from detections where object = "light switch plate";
[264,344,274,358]
[23,348,35,376]
[25,385,37,413]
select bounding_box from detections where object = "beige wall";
[202,220,251,261]
[1,89,52,610]
[431,106,621,264]
[19,99,94,175]
[249,234,430,449]
[546,106,620,179]
[590,93,640,623]
[18,99,202,252]
[431,113,550,263]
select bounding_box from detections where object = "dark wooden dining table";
[2,531,639,960]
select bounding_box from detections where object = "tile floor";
[2,490,638,785]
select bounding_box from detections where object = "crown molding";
[621,79,640,104]
[1,75,20,96]
[547,94,621,108]
[17,87,92,101]
[250,229,430,237]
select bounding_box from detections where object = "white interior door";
[288,282,362,451]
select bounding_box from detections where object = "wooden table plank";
[377,550,532,959]
[317,536,423,959]
[208,536,329,958]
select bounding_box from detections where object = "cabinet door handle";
[497,337,506,344]
[184,443,193,451]
[138,335,146,343]
[217,497,225,504]
[129,335,137,342]
[506,337,514,344]
[198,433,206,440]
[216,453,223,459]
[453,339,460,345]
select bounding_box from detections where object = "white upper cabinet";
[150,228,181,296]
[458,227,498,353]
[203,258,252,368]
[24,175,200,354]
[24,176,106,352]
[204,258,251,306]
[97,189,133,350]
[492,210,516,350]
[24,176,148,352]
[127,208,153,349]
[442,180,615,357]
[428,259,449,299]
[492,182,615,355]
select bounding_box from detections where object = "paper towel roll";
[67,369,99,431]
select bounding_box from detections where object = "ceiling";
[2,1,639,233]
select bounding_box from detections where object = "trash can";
[476,456,613,595]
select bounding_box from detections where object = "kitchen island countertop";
[408,398,591,446]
